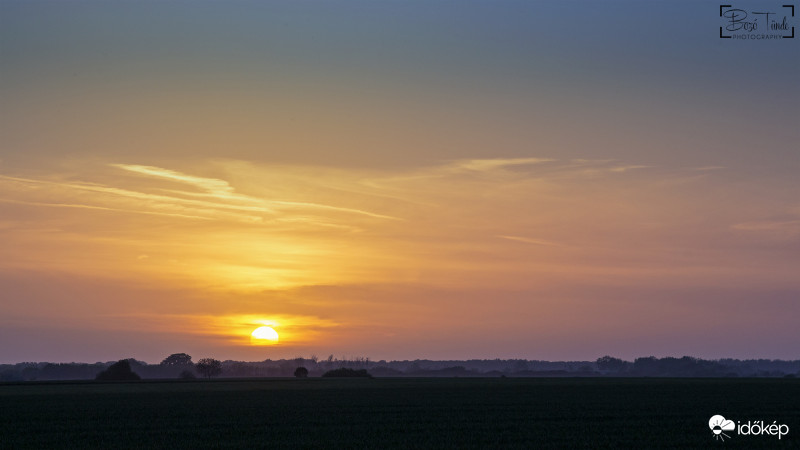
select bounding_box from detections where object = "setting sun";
[251,326,279,343]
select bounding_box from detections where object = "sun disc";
[251,326,279,342]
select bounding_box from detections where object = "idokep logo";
[709,415,790,442]
[709,415,736,441]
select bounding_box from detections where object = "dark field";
[1,378,798,449]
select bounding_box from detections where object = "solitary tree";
[161,353,193,366]
[294,367,309,378]
[196,358,223,379]
[96,360,141,381]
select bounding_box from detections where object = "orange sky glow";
[2,158,798,362]
[1,1,798,363]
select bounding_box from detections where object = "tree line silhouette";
[1,354,798,381]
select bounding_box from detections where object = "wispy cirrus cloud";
[448,157,554,172]
[0,197,214,221]
[731,220,800,233]
[1,156,798,296]
[496,235,564,247]
[608,165,650,173]
[0,174,273,222]
[689,166,726,171]
[1,163,399,225]
[113,163,400,221]
[111,164,237,197]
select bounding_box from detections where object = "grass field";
[1,378,797,448]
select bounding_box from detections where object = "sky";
[1,0,798,364]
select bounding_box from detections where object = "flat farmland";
[1,378,797,448]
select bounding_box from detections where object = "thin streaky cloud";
[155,189,263,203]
[450,157,555,172]
[688,166,726,171]
[1,175,275,215]
[271,217,364,233]
[608,165,651,173]
[570,159,615,165]
[731,220,800,232]
[157,188,397,221]
[158,187,401,221]
[0,198,213,221]
[497,235,564,247]
[270,200,400,221]
[361,157,557,188]
[111,164,236,195]
[3,170,399,222]
[113,164,399,220]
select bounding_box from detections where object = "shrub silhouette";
[322,368,372,378]
[95,360,141,381]
[178,369,197,380]
[294,367,309,378]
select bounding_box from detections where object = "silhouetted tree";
[596,356,627,373]
[196,358,222,379]
[294,367,308,378]
[633,356,659,375]
[161,353,193,366]
[512,360,529,373]
[178,369,196,380]
[95,360,141,381]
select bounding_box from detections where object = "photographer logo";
[719,4,795,39]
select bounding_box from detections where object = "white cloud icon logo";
[709,415,736,441]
